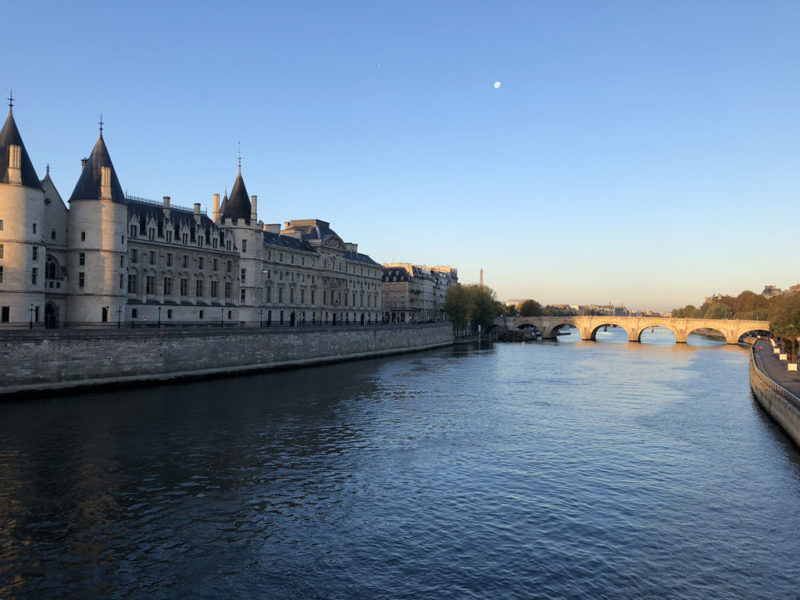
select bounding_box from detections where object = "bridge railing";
[751,345,800,413]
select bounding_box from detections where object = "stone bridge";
[498,316,770,345]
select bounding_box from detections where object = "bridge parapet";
[500,316,770,345]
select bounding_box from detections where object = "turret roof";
[68,133,126,204]
[220,169,251,223]
[0,108,43,189]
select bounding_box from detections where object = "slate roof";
[346,251,381,267]
[220,169,251,223]
[68,133,126,204]
[126,198,230,247]
[0,108,42,189]
[262,230,315,252]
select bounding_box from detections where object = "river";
[1,333,799,598]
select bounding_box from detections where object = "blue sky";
[5,1,799,310]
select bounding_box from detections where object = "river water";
[1,333,799,599]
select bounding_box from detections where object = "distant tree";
[672,304,702,318]
[704,301,733,319]
[506,304,519,317]
[519,299,542,317]
[444,284,499,336]
[770,292,800,360]
[543,305,577,317]
[444,285,469,335]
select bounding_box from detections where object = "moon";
[493,81,502,89]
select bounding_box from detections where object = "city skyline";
[4,1,798,311]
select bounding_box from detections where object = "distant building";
[381,264,458,323]
[761,285,783,298]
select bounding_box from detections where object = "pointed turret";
[221,167,251,224]
[0,104,43,189]
[68,131,126,204]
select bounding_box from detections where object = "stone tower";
[66,126,128,326]
[0,101,46,327]
[218,163,261,323]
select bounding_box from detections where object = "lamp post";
[117,306,122,329]
[220,307,224,327]
[260,308,263,328]
[29,304,34,329]
[105,306,109,328]
[158,305,162,328]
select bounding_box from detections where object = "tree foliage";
[444,284,500,334]
[519,299,543,317]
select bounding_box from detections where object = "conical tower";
[0,97,46,327]
[66,121,128,326]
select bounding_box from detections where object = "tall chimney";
[162,196,171,219]
[251,195,258,224]
[193,203,201,224]
[212,193,220,222]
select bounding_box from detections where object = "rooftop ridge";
[126,194,196,213]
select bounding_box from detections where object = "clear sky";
[5,1,798,311]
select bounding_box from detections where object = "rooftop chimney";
[212,193,220,222]
[81,157,88,169]
[250,195,258,224]
[162,196,171,219]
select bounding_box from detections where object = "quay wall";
[0,323,454,397]
[750,348,800,448]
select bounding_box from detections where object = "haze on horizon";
[4,1,797,313]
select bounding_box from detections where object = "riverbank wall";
[0,323,454,397]
[750,347,800,448]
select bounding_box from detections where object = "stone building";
[0,104,381,328]
[381,263,458,323]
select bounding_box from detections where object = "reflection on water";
[1,341,799,598]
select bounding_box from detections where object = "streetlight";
[29,304,34,329]
[105,306,109,328]
[158,305,162,328]
[220,307,224,327]
[117,306,122,329]
[260,308,263,328]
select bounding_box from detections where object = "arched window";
[45,255,61,280]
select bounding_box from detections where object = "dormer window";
[148,228,155,240]
[182,233,188,244]
[166,230,173,243]
[212,238,218,249]
[130,225,137,238]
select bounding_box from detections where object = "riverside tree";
[444,284,500,336]
[519,299,543,317]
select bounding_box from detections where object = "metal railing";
[125,195,195,213]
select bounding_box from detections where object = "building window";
[198,257,204,270]
[0,220,3,230]
[224,281,232,298]
[301,288,305,303]
[79,252,85,266]
[199,310,204,319]
[228,310,233,319]
[167,309,173,319]
[278,287,283,303]
[241,268,246,283]
[30,268,38,285]
[164,277,172,296]
[212,238,217,248]
[102,307,108,323]
[51,230,56,241]
[242,239,247,252]
[149,251,155,265]
[226,260,231,273]
[210,280,218,297]
[166,253,172,267]
[120,255,125,268]
[80,231,85,241]
[146,275,155,295]
[182,233,188,244]
[290,288,295,303]
[198,235,204,247]
[132,308,138,319]
[180,278,188,296]
[128,274,137,293]
[79,272,85,288]
[148,228,155,240]
[0,244,3,258]
[130,249,138,263]
[33,223,37,234]
[32,246,38,260]
[240,289,246,302]
[1,306,8,322]
[311,290,315,304]
[120,273,124,289]
[213,258,218,271]
[130,225,137,238]
[182,255,188,268]
[226,240,231,251]
[266,286,271,302]
[121,235,125,245]
[195,279,203,297]
[166,230,173,242]
[0,266,3,283]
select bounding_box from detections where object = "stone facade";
[0,106,382,328]
[381,263,458,323]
